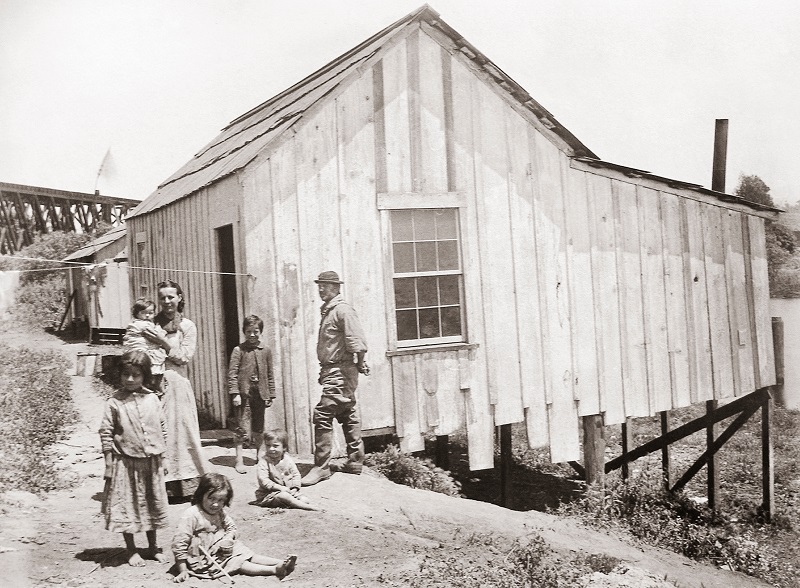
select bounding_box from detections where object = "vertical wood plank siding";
[126,177,241,430]
[587,174,625,425]
[128,25,774,467]
[336,71,394,431]
[450,54,494,469]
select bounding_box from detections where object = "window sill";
[386,342,479,357]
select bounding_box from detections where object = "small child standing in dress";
[172,472,297,582]
[123,298,168,396]
[255,429,321,511]
[227,315,276,473]
[99,349,169,566]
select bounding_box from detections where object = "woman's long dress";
[162,317,208,496]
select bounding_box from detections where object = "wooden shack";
[63,224,131,343]
[125,6,778,471]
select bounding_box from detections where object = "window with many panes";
[390,208,464,346]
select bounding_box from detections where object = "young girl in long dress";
[171,473,297,582]
[99,349,169,566]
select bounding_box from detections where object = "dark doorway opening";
[216,224,240,361]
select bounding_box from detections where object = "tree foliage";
[735,174,774,208]
[0,222,114,326]
[735,174,800,297]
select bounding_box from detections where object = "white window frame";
[378,192,467,349]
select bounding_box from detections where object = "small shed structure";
[63,224,131,343]
[126,6,778,470]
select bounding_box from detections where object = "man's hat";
[314,271,344,284]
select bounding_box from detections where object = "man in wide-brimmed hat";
[301,271,370,486]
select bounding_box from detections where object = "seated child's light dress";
[171,504,254,579]
[254,450,302,506]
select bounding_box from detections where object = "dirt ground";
[0,330,773,588]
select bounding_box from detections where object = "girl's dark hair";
[120,349,153,388]
[192,473,233,507]
[157,279,185,312]
[242,314,264,333]
[131,298,155,317]
[263,429,289,449]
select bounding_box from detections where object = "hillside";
[0,330,772,587]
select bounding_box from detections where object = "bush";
[387,532,631,588]
[0,343,76,493]
[365,444,462,497]
[0,224,112,327]
[556,469,794,587]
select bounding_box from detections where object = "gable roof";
[63,224,127,262]
[128,4,596,218]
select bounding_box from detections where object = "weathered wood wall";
[127,174,244,427]
[128,22,775,470]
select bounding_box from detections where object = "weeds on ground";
[0,343,76,493]
[383,531,655,588]
[365,444,462,497]
[556,467,797,587]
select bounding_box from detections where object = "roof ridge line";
[220,4,434,131]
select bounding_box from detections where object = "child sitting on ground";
[99,349,169,566]
[172,472,297,582]
[255,429,321,511]
[123,298,168,396]
[227,315,276,473]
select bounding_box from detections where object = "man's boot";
[301,466,331,486]
[342,442,364,475]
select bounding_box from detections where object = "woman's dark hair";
[192,473,234,507]
[242,314,264,333]
[157,279,185,313]
[263,429,289,449]
[131,298,155,318]
[120,349,153,388]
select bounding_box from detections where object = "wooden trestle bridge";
[0,182,139,254]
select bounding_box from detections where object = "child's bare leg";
[242,554,297,579]
[144,530,168,563]
[249,554,282,566]
[276,491,321,511]
[251,431,263,461]
[123,533,144,567]
[234,440,246,474]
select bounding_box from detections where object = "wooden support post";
[57,289,78,331]
[660,411,670,489]
[605,388,770,474]
[772,317,785,406]
[621,418,632,481]
[583,415,605,488]
[762,393,774,522]
[706,400,719,510]
[568,461,585,478]
[499,424,512,507]
[671,400,760,493]
[435,435,449,471]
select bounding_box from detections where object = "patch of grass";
[594,404,800,588]
[365,444,462,497]
[557,464,798,587]
[0,343,76,493]
[381,532,666,588]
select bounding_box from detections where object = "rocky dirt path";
[0,332,772,587]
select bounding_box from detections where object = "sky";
[1,0,799,207]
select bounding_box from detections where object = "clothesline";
[0,254,253,277]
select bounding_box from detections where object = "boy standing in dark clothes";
[228,315,276,474]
